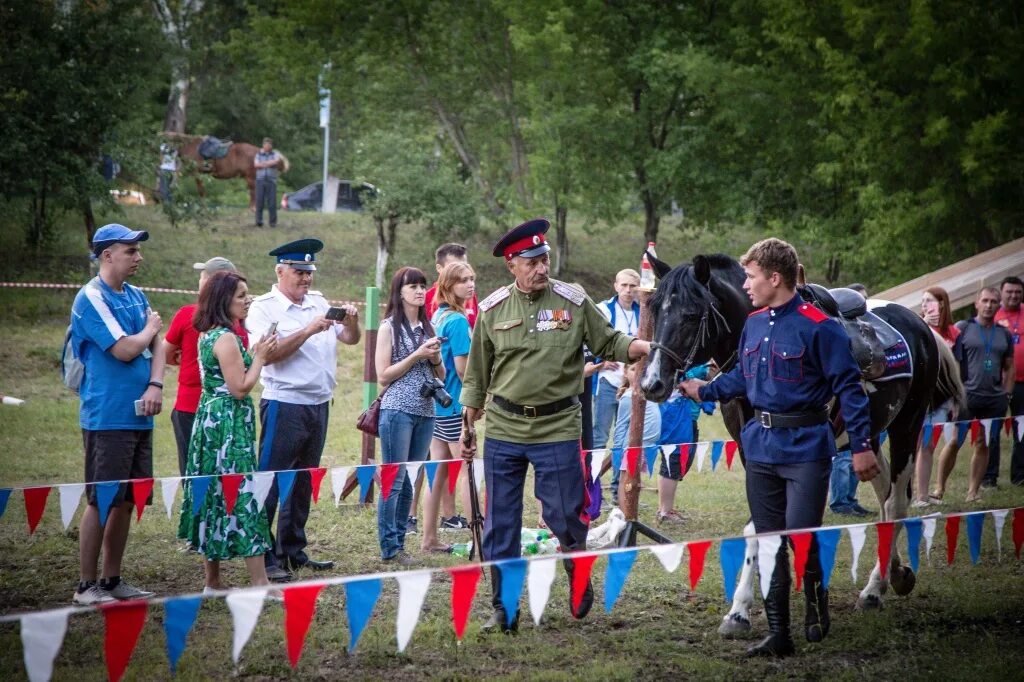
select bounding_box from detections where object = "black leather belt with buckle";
[492,394,580,418]
[754,408,829,428]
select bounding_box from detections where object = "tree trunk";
[374,217,389,289]
[29,179,47,248]
[554,203,569,277]
[643,193,660,245]
[153,0,201,133]
[82,199,96,247]
[163,71,189,134]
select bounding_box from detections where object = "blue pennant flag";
[611,448,624,474]
[644,446,658,478]
[720,538,745,603]
[814,528,841,590]
[903,518,923,574]
[604,550,638,613]
[879,430,889,447]
[276,470,296,506]
[345,578,383,652]
[357,466,375,503]
[423,461,439,491]
[956,421,970,447]
[258,400,280,470]
[164,596,202,674]
[710,441,723,471]
[966,513,985,565]
[96,481,120,526]
[498,559,528,627]
[190,477,211,516]
[0,488,11,520]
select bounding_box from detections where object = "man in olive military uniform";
[460,218,651,632]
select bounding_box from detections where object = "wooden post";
[620,288,654,522]
[342,286,379,504]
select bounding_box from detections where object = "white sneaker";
[202,586,230,597]
[73,584,115,605]
[107,579,154,600]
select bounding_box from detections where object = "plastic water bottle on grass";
[451,542,473,558]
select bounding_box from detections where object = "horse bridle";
[649,301,736,377]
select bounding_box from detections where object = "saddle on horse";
[197,136,232,161]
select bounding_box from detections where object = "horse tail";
[930,328,966,418]
[276,152,290,174]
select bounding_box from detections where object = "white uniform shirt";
[247,285,342,405]
[597,297,639,388]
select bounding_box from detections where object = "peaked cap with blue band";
[269,238,323,271]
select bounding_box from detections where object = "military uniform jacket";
[462,279,635,443]
[699,294,872,464]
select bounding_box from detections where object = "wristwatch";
[148,380,164,389]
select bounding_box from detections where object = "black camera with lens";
[421,376,453,408]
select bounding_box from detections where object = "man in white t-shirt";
[247,238,360,581]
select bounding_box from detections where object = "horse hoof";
[890,566,916,596]
[855,594,883,611]
[718,613,752,638]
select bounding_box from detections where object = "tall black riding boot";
[482,566,519,633]
[747,545,796,657]
[563,558,594,619]
[803,541,830,643]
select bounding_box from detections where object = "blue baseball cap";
[91,223,149,256]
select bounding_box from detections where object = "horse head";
[640,253,750,402]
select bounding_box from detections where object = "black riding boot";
[482,566,519,633]
[563,558,594,619]
[803,541,830,643]
[747,545,796,657]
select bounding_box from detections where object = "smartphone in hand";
[268,321,278,336]
[134,399,145,417]
[325,307,347,322]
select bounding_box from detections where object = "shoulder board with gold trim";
[479,286,511,313]
[797,303,829,323]
[552,280,586,306]
[748,306,768,317]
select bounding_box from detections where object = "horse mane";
[649,253,740,311]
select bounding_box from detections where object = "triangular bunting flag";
[757,535,783,600]
[423,461,439,491]
[644,446,658,478]
[879,430,889,446]
[251,472,274,511]
[24,486,51,534]
[814,529,841,590]
[221,474,244,517]
[226,590,266,664]
[981,418,995,447]
[284,584,325,668]
[472,458,484,492]
[624,447,641,477]
[276,470,296,506]
[789,532,812,591]
[719,538,745,602]
[904,517,923,573]
[190,476,211,516]
[447,460,463,495]
[161,477,179,519]
[0,488,10,520]
[1004,416,1014,437]
[448,565,482,640]
[610,448,624,475]
[942,422,955,446]
[498,559,528,627]
[528,557,557,626]
[604,550,638,612]
[923,516,938,561]
[695,442,709,474]
[969,418,981,445]
[163,596,202,675]
[344,578,382,653]
[356,466,375,503]
[309,467,327,504]
[709,441,723,471]
[945,515,961,565]
[570,555,598,614]
[659,445,676,478]
[847,525,867,583]
[379,463,400,502]
[1016,416,1024,442]
[876,522,894,579]
[678,444,691,478]
[590,450,605,482]
[1013,508,1024,560]
[59,483,84,531]
[395,573,431,653]
[131,479,153,523]
[966,513,985,565]
[724,441,738,470]
[21,607,72,682]
[956,421,970,447]
[95,482,118,528]
[930,424,942,449]
[991,509,1008,557]
[101,600,148,682]
[650,543,684,573]
[405,461,424,495]
[330,467,350,507]
[687,540,712,591]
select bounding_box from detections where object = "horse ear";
[797,264,806,286]
[693,255,712,286]
[647,251,672,279]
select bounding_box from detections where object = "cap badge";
[305,254,312,261]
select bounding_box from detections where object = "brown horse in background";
[164,133,289,208]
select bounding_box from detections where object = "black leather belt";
[754,408,829,428]
[492,394,580,418]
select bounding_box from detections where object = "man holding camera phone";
[246,238,360,581]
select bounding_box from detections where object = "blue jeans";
[377,409,433,559]
[828,450,858,510]
[591,377,619,449]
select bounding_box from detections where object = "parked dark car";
[281,179,378,212]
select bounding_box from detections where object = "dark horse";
[164,133,288,209]
[638,253,965,636]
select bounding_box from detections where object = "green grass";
[1,206,1022,680]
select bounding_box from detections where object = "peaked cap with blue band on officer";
[492,218,551,260]
[269,238,323,271]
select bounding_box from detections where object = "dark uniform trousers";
[745,459,832,534]
[259,399,329,569]
[483,437,589,561]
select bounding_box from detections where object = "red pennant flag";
[1005,417,1014,437]
[24,486,51,534]
[724,441,738,470]
[102,600,148,682]
[447,460,463,495]
[130,478,153,523]
[1012,508,1024,560]
[570,555,598,613]
[945,515,961,566]
[284,584,325,668]
[790,532,812,591]
[448,565,482,640]
[930,424,943,449]
[221,474,243,517]
[310,467,327,503]
[624,447,641,477]
[876,522,894,580]
[678,444,692,477]
[969,419,981,445]
[379,464,401,502]
[687,540,712,591]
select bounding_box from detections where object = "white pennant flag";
[757,535,783,599]
[992,509,1009,558]
[405,461,424,489]
[590,450,606,483]
[659,445,675,477]
[942,422,955,446]
[161,477,180,518]
[847,525,867,583]
[981,418,995,446]
[251,472,275,511]
[58,484,84,531]
[650,543,684,573]
[695,442,710,473]
[395,572,431,653]
[472,458,484,492]
[331,467,350,507]
[21,608,72,682]
[922,516,937,562]
[528,557,557,626]
[1016,415,1024,441]
[226,589,267,664]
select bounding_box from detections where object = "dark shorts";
[659,422,699,481]
[432,415,462,443]
[82,429,154,507]
[963,394,1008,421]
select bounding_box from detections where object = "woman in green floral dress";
[178,271,278,593]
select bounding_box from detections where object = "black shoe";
[255,223,263,227]
[746,541,794,657]
[563,559,594,619]
[482,566,519,633]
[290,557,334,571]
[406,516,418,534]
[266,565,294,583]
[980,480,998,489]
[441,515,467,530]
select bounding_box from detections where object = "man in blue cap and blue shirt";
[69,224,164,604]
[460,218,652,632]
[247,238,361,581]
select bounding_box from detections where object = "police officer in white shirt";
[247,238,360,581]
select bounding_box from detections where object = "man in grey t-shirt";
[254,137,282,228]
